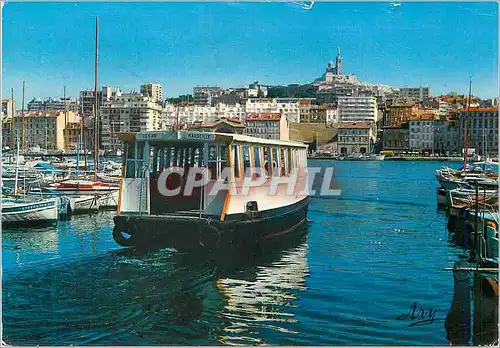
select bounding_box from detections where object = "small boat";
[41,179,119,208]
[437,187,448,206]
[41,179,118,194]
[346,154,385,161]
[1,197,59,226]
[112,130,310,250]
[68,195,100,214]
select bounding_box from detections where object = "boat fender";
[112,222,138,247]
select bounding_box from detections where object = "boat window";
[253,146,261,168]
[280,148,287,176]
[207,144,227,180]
[232,144,240,179]
[125,142,136,178]
[243,144,251,177]
[272,147,279,177]
[287,148,293,173]
[151,146,159,176]
[220,145,228,175]
[264,146,271,176]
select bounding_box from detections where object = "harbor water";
[2,161,482,345]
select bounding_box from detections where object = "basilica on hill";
[313,47,360,86]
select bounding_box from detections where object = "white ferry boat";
[112,131,310,251]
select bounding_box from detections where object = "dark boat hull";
[112,197,309,251]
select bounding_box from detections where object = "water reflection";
[3,228,59,253]
[3,225,310,345]
[216,230,309,345]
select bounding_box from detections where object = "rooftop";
[339,122,372,129]
[464,107,499,112]
[245,113,282,121]
[188,118,244,129]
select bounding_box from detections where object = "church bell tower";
[335,47,342,75]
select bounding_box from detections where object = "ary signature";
[396,302,445,327]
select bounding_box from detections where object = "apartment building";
[434,119,460,155]
[381,123,409,152]
[80,86,122,118]
[12,110,79,150]
[164,104,217,126]
[398,87,430,101]
[338,122,375,155]
[305,105,339,124]
[99,93,163,151]
[140,83,163,105]
[459,107,499,156]
[193,86,225,106]
[408,115,436,151]
[27,97,79,113]
[244,113,289,140]
[337,96,378,123]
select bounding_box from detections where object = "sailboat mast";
[63,85,67,150]
[93,16,99,181]
[10,87,14,149]
[14,137,20,196]
[21,81,25,151]
[463,77,472,170]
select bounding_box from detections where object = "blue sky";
[2,2,498,104]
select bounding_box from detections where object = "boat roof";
[118,131,309,148]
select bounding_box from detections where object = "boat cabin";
[117,131,309,222]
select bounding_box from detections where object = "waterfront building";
[398,87,430,101]
[188,118,245,134]
[1,116,14,148]
[337,122,375,155]
[140,83,163,105]
[193,86,225,106]
[337,96,378,123]
[408,114,436,151]
[244,112,289,140]
[459,107,499,156]
[434,119,460,155]
[381,123,409,152]
[12,110,79,150]
[99,93,163,151]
